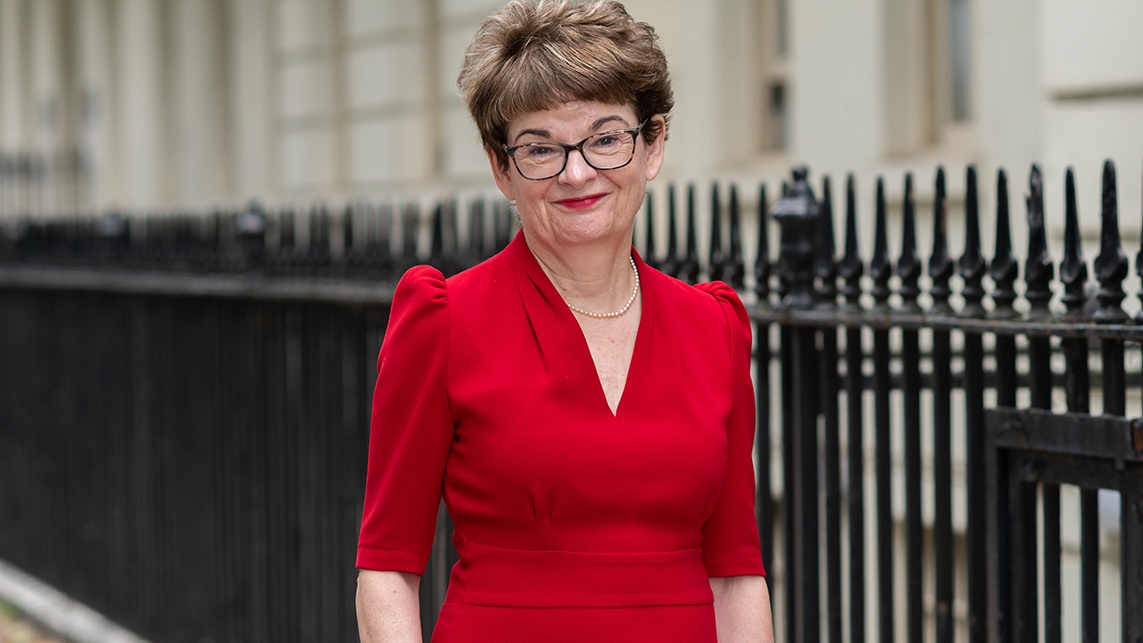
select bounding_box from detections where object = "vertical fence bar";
[838,174,866,643]
[710,182,724,283]
[870,176,894,643]
[929,167,956,643]
[792,323,820,643]
[683,183,700,283]
[898,173,925,643]
[1024,165,1059,643]
[753,182,775,576]
[773,167,822,643]
[816,175,843,643]
[1093,161,1130,643]
[959,166,989,643]
[992,169,1021,643]
[1008,450,1040,643]
[643,191,657,269]
[1059,167,1099,643]
[779,321,796,642]
[728,185,745,290]
[1123,469,1143,642]
[662,184,680,278]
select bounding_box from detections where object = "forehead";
[506,101,638,139]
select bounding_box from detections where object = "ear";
[486,147,516,201]
[642,115,666,182]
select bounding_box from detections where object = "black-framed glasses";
[503,120,648,180]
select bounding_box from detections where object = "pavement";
[0,602,62,643]
[0,560,148,643]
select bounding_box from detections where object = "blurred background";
[0,0,1140,225]
[2,1,1143,642]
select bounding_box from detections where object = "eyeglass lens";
[511,130,637,180]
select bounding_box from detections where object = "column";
[29,0,66,215]
[228,0,273,200]
[0,0,29,217]
[115,0,166,209]
[76,0,115,211]
[276,0,338,196]
[0,0,29,151]
[169,0,228,207]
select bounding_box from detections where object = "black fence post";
[772,165,822,643]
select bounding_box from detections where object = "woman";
[356,1,773,640]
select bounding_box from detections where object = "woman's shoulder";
[393,264,448,308]
[393,245,514,302]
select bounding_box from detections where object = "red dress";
[357,232,765,641]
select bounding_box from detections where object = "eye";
[587,132,627,152]
[521,144,560,160]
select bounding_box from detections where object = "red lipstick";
[556,193,606,210]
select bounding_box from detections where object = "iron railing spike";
[468,197,485,265]
[990,169,1019,318]
[377,201,393,267]
[897,172,921,310]
[728,183,745,290]
[430,201,445,267]
[663,183,680,278]
[709,182,724,283]
[929,166,954,313]
[838,174,863,312]
[753,183,771,302]
[1136,160,1143,323]
[1024,164,1054,319]
[1093,159,1128,323]
[958,166,987,317]
[643,191,657,270]
[683,183,699,284]
[870,176,892,308]
[1060,167,1088,320]
[815,175,837,309]
[402,201,419,266]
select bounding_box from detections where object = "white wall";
[1040,0,1143,239]
[790,0,886,177]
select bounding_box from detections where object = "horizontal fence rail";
[2,160,1142,642]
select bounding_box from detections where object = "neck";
[525,236,636,307]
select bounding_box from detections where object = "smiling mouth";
[557,194,606,210]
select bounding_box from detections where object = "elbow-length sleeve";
[694,281,766,578]
[356,266,453,574]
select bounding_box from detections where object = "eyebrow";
[510,115,630,144]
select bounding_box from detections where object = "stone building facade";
[1,0,1141,221]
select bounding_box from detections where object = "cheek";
[511,182,551,214]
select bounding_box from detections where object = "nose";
[558,148,596,185]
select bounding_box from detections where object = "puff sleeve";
[694,281,766,577]
[356,266,454,574]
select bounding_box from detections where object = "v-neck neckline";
[507,232,655,418]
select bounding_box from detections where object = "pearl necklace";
[567,256,640,319]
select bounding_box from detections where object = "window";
[758,0,789,152]
[947,0,971,123]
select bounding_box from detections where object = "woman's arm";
[356,570,422,643]
[710,575,774,643]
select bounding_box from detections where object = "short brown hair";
[457,0,674,169]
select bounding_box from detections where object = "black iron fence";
[1,161,1141,642]
[759,163,1142,643]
